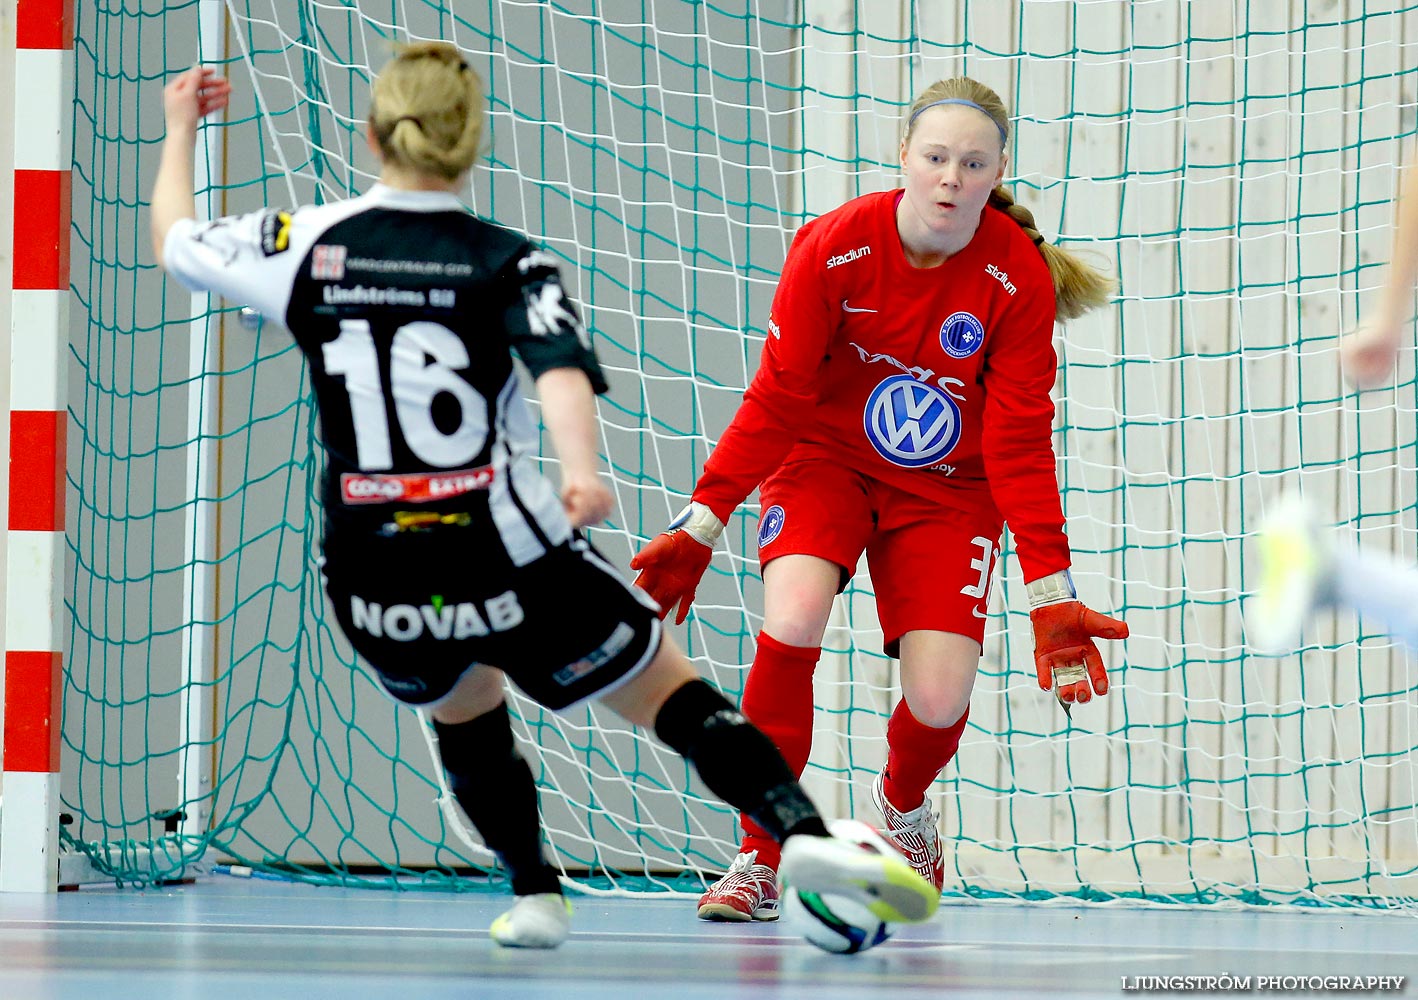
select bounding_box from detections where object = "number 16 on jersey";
[322,318,490,471]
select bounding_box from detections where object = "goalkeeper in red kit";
[631,76,1129,921]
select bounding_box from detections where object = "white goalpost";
[1,0,1414,909]
[1,0,73,894]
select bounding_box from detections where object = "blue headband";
[907,98,1008,145]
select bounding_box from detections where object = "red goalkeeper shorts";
[757,457,1003,654]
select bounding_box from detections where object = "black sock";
[433,706,561,896]
[653,679,829,843]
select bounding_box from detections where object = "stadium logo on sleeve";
[758,505,786,547]
[985,263,1017,295]
[939,311,985,359]
[260,209,293,256]
[825,245,871,269]
[863,375,962,468]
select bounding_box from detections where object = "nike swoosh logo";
[972,607,987,619]
[841,300,877,313]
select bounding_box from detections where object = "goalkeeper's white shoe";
[490,892,572,949]
[779,819,940,925]
[872,769,946,891]
[1247,494,1334,655]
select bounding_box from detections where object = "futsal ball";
[783,886,894,954]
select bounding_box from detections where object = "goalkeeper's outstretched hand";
[630,502,723,625]
[164,65,231,134]
[1025,571,1129,711]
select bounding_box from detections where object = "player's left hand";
[1340,320,1404,390]
[1029,601,1129,704]
[164,65,232,134]
[1025,571,1128,708]
[560,472,614,527]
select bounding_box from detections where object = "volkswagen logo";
[863,375,962,468]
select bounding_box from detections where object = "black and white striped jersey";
[164,183,607,566]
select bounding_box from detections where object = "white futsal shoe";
[871,770,945,891]
[779,818,940,925]
[489,892,573,949]
[1247,494,1334,656]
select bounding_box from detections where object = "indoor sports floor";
[1,876,1413,998]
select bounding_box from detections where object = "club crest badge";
[939,311,985,359]
[758,505,786,547]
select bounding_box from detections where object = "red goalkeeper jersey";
[693,189,1071,582]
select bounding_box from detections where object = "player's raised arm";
[151,65,231,262]
[1342,157,1418,389]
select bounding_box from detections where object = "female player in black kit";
[150,43,938,950]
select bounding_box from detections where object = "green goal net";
[60,0,1418,905]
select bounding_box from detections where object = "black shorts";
[321,527,662,710]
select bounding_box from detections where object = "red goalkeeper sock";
[737,631,821,870]
[881,700,969,813]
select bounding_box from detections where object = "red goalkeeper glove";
[630,501,724,625]
[1026,570,1129,714]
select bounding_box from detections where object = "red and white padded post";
[1,0,74,894]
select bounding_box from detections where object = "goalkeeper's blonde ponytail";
[905,78,1113,321]
[369,42,484,181]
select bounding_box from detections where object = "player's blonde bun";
[369,42,484,181]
